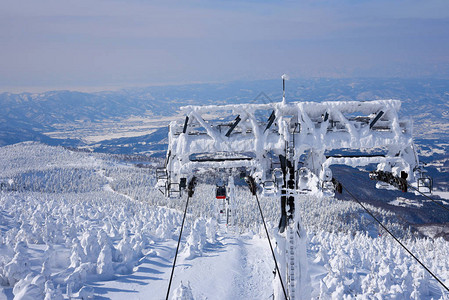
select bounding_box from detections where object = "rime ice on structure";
[158,96,425,300]
[160,99,421,194]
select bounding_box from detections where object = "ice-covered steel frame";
[158,98,424,300]
[161,99,420,192]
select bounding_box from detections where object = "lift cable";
[246,176,289,300]
[407,183,449,214]
[166,177,197,300]
[338,181,449,293]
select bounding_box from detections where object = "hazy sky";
[1,0,449,92]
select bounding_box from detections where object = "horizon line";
[2,75,448,95]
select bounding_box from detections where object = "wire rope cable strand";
[338,180,449,293]
[407,183,449,214]
[166,176,197,300]
[246,176,289,300]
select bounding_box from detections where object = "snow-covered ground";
[0,143,448,299]
[388,197,423,208]
[434,191,449,201]
[93,226,274,300]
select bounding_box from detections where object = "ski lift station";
[158,75,435,300]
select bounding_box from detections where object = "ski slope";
[0,143,448,299]
[94,224,274,300]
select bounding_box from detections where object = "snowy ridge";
[0,142,101,178]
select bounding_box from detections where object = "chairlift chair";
[156,167,168,180]
[216,186,227,199]
[321,180,335,192]
[179,178,187,189]
[262,181,276,195]
[417,176,433,194]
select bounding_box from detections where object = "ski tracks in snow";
[228,234,274,300]
[98,168,134,202]
[165,224,274,299]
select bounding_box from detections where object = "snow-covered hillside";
[0,143,448,299]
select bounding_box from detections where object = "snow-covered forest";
[0,142,448,299]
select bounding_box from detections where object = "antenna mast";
[281,74,289,104]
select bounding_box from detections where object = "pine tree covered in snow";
[0,142,447,299]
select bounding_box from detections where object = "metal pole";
[281,74,288,104]
[282,78,286,104]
